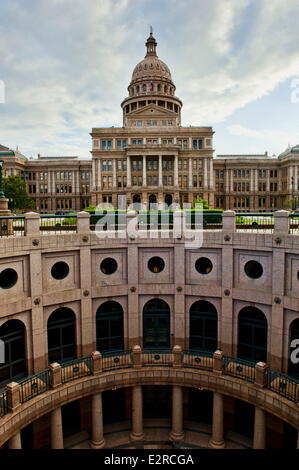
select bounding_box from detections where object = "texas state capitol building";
[0,32,299,452]
[1,32,299,212]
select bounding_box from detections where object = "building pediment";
[128,104,177,119]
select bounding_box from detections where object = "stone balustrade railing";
[1,347,298,420]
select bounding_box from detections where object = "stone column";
[130,386,145,441]
[143,155,147,186]
[51,407,64,449]
[112,159,117,188]
[127,156,131,187]
[253,407,266,449]
[174,154,179,186]
[230,169,234,192]
[294,166,298,191]
[288,166,293,193]
[203,158,208,189]
[250,170,254,192]
[225,170,229,192]
[8,432,22,449]
[159,155,163,186]
[169,385,184,442]
[266,170,270,192]
[208,392,225,449]
[209,158,214,189]
[89,392,105,449]
[188,158,193,188]
[98,159,102,190]
[92,160,96,188]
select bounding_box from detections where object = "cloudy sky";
[0,0,299,159]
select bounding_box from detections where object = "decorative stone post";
[89,392,105,449]
[49,362,62,389]
[91,351,102,374]
[172,345,182,368]
[274,210,289,234]
[222,210,236,232]
[130,385,145,442]
[213,349,224,375]
[255,362,268,388]
[8,432,22,449]
[208,392,225,449]
[77,211,90,233]
[50,407,64,449]
[253,407,266,449]
[24,212,40,236]
[169,385,184,442]
[6,382,21,412]
[132,345,142,368]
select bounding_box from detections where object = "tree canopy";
[3,175,35,211]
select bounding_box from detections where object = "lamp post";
[0,160,5,199]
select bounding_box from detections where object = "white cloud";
[0,0,299,157]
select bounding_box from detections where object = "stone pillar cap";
[25,211,40,218]
[172,345,182,352]
[49,362,62,369]
[132,345,142,352]
[6,381,20,389]
[77,211,90,218]
[223,210,236,216]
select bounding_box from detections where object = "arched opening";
[143,299,170,350]
[149,194,157,208]
[164,194,172,207]
[238,307,268,362]
[189,301,218,352]
[47,308,76,364]
[133,194,141,204]
[0,319,26,386]
[96,301,124,352]
[289,318,299,379]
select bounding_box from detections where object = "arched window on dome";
[164,85,168,93]
[157,84,161,93]
[143,84,147,93]
[136,85,140,94]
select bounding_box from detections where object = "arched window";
[238,307,267,362]
[164,85,168,93]
[157,84,161,92]
[96,301,124,352]
[189,301,218,352]
[289,318,299,379]
[143,299,170,349]
[0,320,26,386]
[47,308,76,363]
[136,85,140,94]
[143,84,147,92]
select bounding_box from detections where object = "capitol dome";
[130,32,173,84]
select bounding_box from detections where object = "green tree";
[3,175,35,211]
[194,198,210,209]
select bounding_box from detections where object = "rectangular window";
[193,139,203,150]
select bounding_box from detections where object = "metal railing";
[102,350,132,371]
[182,350,213,371]
[19,370,51,403]
[289,213,299,234]
[267,369,299,403]
[61,357,92,384]
[142,349,173,367]
[223,356,256,383]
[0,351,298,421]
[40,214,77,235]
[0,215,25,238]
[236,213,274,233]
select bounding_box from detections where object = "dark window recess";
[100,258,118,275]
[51,261,70,280]
[195,257,213,275]
[244,260,263,279]
[0,268,18,289]
[148,256,165,273]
